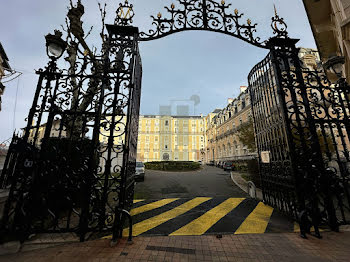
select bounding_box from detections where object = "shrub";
[247,159,261,188]
[232,158,261,188]
[145,161,200,171]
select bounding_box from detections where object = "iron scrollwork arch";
[138,0,268,48]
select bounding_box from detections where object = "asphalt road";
[134,165,248,199]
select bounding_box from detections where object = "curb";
[0,241,21,256]
[230,172,263,200]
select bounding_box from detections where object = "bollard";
[247,181,256,198]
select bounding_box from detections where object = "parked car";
[223,161,235,171]
[217,161,224,168]
[135,162,145,181]
[207,160,215,166]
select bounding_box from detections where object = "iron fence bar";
[98,36,113,232]
[22,73,45,142]
[0,134,16,188]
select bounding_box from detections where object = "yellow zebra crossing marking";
[234,202,273,234]
[101,198,289,239]
[131,198,179,216]
[133,199,145,204]
[123,197,211,236]
[170,198,245,236]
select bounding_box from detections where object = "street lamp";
[45,30,67,60]
[323,55,345,79]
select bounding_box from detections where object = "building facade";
[303,0,350,81]
[205,86,257,164]
[137,115,206,162]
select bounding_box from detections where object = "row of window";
[139,127,204,133]
[141,152,199,161]
[139,143,205,149]
[138,136,204,143]
[140,119,204,126]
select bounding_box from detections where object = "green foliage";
[145,161,201,171]
[232,159,261,188]
[237,118,256,152]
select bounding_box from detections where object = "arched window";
[163,153,169,161]
[233,141,238,156]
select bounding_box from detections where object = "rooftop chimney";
[240,86,247,93]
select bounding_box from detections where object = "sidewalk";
[230,171,263,200]
[1,231,350,261]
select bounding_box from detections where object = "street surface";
[126,166,293,237]
[134,165,247,199]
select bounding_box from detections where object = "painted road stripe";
[170,198,245,236]
[123,197,211,236]
[206,198,258,234]
[234,202,273,234]
[144,197,227,236]
[133,199,145,204]
[131,198,179,216]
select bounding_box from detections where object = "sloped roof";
[0,42,11,70]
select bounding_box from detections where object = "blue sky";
[0,0,316,142]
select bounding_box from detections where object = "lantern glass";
[323,55,345,79]
[47,43,64,58]
[331,63,343,76]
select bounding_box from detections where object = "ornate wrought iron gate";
[249,34,350,237]
[0,9,141,241]
[1,0,349,242]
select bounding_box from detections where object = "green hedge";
[145,161,201,171]
[232,159,261,188]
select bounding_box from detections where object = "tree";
[237,118,256,152]
[58,0,113,139]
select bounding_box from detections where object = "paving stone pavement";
[1,231,350,261]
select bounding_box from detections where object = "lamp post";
[323,55,345,81]
[22,30,67,143]
[323,55,350,100]
[45,30,67,61]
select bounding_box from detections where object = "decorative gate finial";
[271,4,288,38]
[115,0,135,26]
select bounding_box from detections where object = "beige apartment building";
[27,120,66,146]
[137,115,206,162]
[205,86,256,164]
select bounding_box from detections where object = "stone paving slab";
[1,231,349,261]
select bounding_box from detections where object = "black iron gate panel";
[248,51,297,218]
[0,24,141,242]
[98,25,142,241]
[249,36,350,236]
